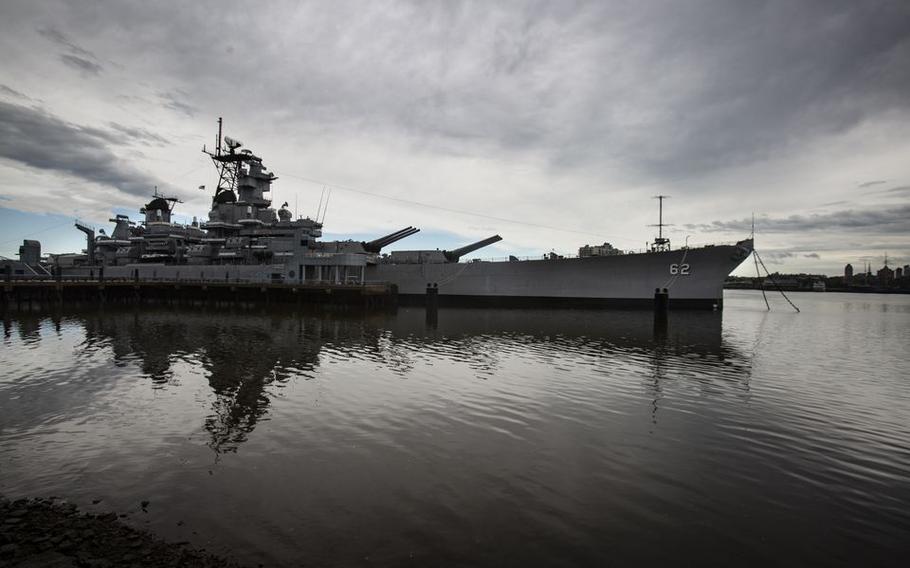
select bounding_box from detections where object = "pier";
[1,278,396,311]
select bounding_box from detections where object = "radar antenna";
[202,117,260,205]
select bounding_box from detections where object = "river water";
[1,291,908,566]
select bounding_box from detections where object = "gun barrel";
[370,227,418,249]
[444,235,503,262]
[363,227,420,253]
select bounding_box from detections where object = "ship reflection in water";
[70,307,742,454]
[2,293,909,566]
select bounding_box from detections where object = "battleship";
[4,120,753,309]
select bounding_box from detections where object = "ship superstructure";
[49,120,411,284]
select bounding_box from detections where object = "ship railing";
[461,240,747,263]
[458,254,579,263]
[458,253,596,263]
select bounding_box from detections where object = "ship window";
[288,270,295,278]
[300,239,308,246]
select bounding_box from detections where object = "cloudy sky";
[1,0,908,275]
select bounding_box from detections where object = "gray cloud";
[0,84,30,100]
[115,94,150,105]
[59,54,103,75]
[42,1,903,180]
[686,205,910,234]
[760,251,802,266]
[38,26,104,75]
[762,251,821,261]
[758,251,819,266]
[108,122,170,146]
[0,101,170,198]
[158,91,197,117]
[859,180,887,188]
[15,2,909,181]
[754,244,908,270]
[250,1,910,178]
[37,26,97,59]
[881,185,910,196]
[641,2,910,179]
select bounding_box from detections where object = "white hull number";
[670,263,690,275]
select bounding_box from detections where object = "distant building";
[844,263,853,285]
[877,264,894,285]
[897,267,903,279]
[904,265,910,279]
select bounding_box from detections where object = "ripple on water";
[1,298,909,566]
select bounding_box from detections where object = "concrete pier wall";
[1,280,396,312]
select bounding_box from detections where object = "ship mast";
[650,195,672,252]
[202,116,244,204]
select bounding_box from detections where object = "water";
[1,291,909,566]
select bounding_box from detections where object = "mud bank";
[0,496,247,567]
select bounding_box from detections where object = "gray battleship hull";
[368,239,753,309]
[11,118,753,311]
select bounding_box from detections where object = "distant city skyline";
[1,1,908,275]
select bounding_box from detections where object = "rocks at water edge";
[0,495,246,567]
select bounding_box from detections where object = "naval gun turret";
[444,235,503,262]
[386,235,503,264]
[314,227,420,256]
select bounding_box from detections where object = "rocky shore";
[0,496,246,567]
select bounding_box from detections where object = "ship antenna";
[316,187,325,221]
[216,117,223,157]
[321,188,332,224]
[649,195,671,251]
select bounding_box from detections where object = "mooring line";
[754,248,770,311]
[754,249,800,313]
